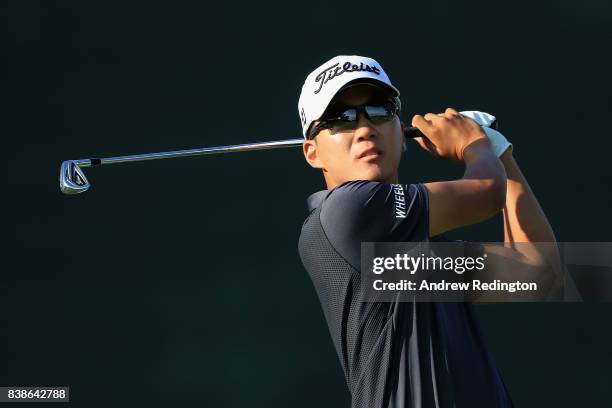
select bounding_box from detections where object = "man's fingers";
[438,108,460,120]
[411,114,434,133]
[445,107,459,116]
[429,111,455,122]
[423,112,439,122]
[413,108,463,138]
[412,107,487,161]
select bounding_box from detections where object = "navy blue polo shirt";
[298,180,513,408]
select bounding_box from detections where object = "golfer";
[297,55,557,407]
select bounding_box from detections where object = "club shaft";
[71,126,424,168]
[72,138,305,168]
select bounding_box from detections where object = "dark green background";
[3,1,611,406]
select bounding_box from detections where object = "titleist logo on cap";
[313,61,381,94]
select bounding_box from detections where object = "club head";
[59,160,90,194]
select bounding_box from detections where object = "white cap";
[298,55,400,138]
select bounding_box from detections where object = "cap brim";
[320,79,400,117]
[337,78,400,97]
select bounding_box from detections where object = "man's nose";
[353,112,377,141]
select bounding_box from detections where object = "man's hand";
[411,107,490,161]
[415,108,506,237]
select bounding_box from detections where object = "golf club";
[59,127,425,195]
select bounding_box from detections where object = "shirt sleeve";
[319,180,429,270]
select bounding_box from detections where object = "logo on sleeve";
[392,184,406,218]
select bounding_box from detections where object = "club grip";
[404,126,424,138]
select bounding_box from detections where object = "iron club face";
[59,160,90,195]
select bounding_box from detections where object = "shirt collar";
[306,190,329,211]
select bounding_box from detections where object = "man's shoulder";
[300,180,430,271]
[318,180,428,240]
[325,179,387,200]
[322,180,426,220]
[320,180,384,225]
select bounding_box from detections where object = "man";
[297,55,558,407]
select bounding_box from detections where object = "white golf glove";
[460,110,513,157]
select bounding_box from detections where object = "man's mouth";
[358,147,383,161]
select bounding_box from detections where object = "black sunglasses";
[307,100,400,140]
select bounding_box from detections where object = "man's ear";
[303,139,324,169]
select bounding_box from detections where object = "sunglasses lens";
[316,101,397,137]
[365,104,396,124]
[328,108,358,134]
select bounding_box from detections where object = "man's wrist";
[500,147,513,163]
[461,136,493,162]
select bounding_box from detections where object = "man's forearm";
[500,150,556,243]
[424,139,507,237]
[500,150,562,296]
